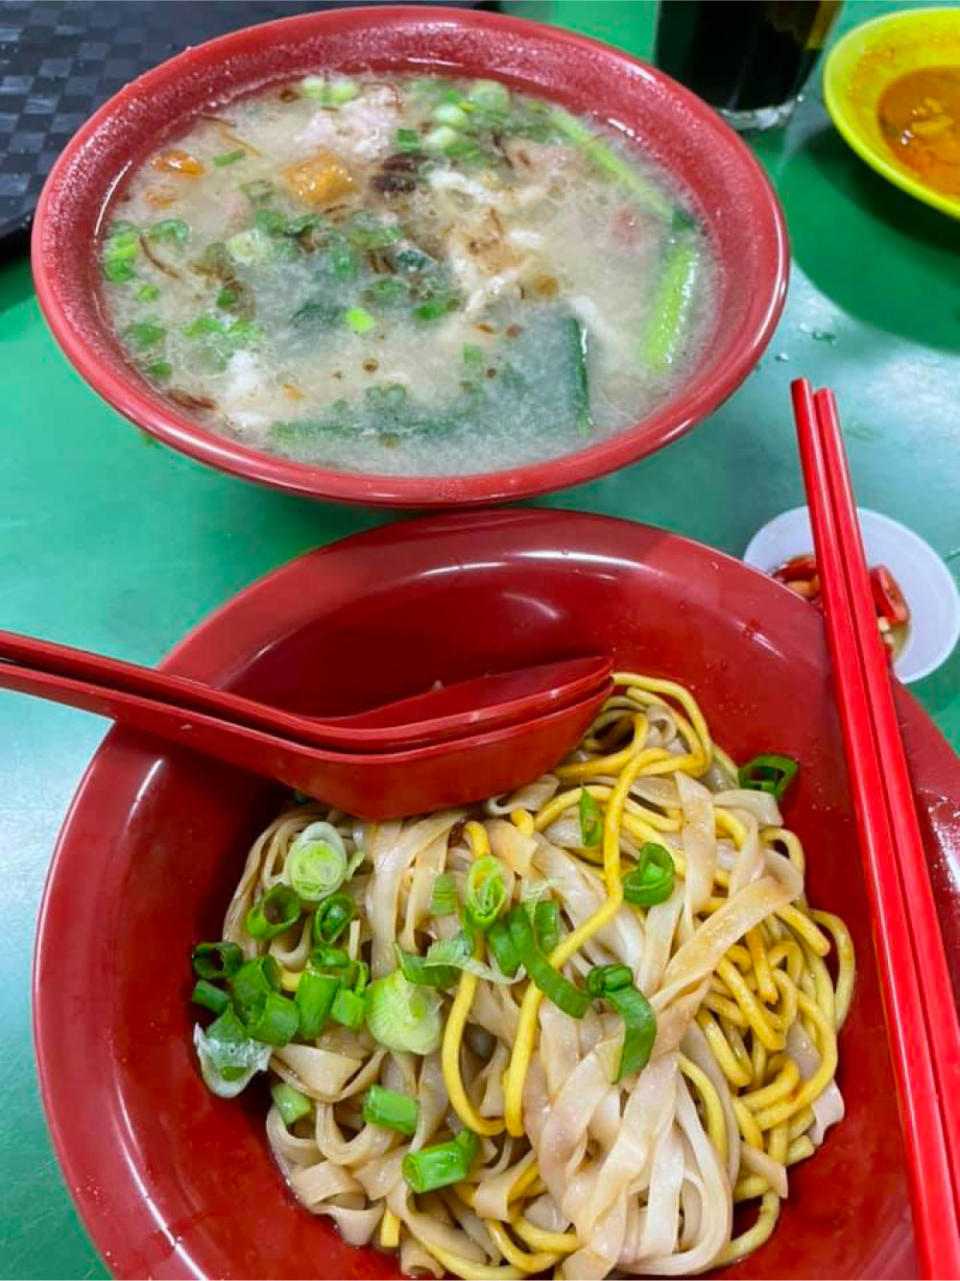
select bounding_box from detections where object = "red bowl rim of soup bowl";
[33,508,960,1280]
[31,5,789,508]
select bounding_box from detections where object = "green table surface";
[1,2,958,1276]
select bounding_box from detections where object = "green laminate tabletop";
[1,2,958,1277]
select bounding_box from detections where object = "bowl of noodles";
[32,5,787,507]
[34,509,960,1279]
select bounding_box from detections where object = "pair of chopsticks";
[791,379,960,1278]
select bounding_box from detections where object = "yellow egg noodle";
[213,673,854,1279]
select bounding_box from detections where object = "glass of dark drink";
[655,1,842,131]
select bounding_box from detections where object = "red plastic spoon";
[0,652,609,818]
[0,629,610,752]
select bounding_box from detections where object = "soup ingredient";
[101,73,716,476]
[773,552,911,655]
[189,672,854,1277]
[878,66,960,198]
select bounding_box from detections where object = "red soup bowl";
[34,509,960,1278]
[31,6,787,508]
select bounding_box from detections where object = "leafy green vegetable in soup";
[101,72,715,476]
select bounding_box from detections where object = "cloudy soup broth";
[101,73,716,476]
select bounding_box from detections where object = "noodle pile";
[211,673,855,1278]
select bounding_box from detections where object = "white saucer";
[744,507,960,684]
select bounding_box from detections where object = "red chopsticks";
[791,378,960,1279]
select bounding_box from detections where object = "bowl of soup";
[36,508,960,1278]
[33,7,788,506]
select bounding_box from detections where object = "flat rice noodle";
[443,1189,497,1254]
[763,847,804,900]
[788,1023,845,1143]
[366,811,463,976]
[563,1196,628,1278]
[540,1001,581,1101]
[387,1184,489,1264]
[727,812,763,897]
[266,1104,319,1170]
[537,1050,612,1210]
[353,1148,405,1201]
[488,818,537,875]
[638,1124,685,1259]
[223,809,317,950]
[474,1149,537,1221]
[655,877,793,1009]
[315,1199,383,1247]
[713,789,782,827]
[676,774,716,926]
[630,776,680,809]
[272,1044,377,1101]
[629,1078,731,1275]
[681,1021,741,1185]
[413,1051,448,1151]
[652,977,710,1057]
[470,981,520,1043]
[741,1143,788,1198]
[485,774,558,815]
[637,882,684,996]
[268,913,313,970]
[290,1158,363,1206]
[522,1058,551,1146]
[535,840,646,964]
[400,1236,444,1278]
[477,1040,510,1117]
[577,1054,677,1239]
[316,1101,395,1167]
[399,831,448,952]
[525,1192,571,1233]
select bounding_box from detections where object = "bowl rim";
[822,6,960,222]
[33,508,952,1279]
[31,4,789,507]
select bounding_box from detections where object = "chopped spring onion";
[468,78,511,112]
[551,108,672,218]
[352,960,370,997]
[230,955,281,1020]
[296,969,340,1039]
[506,906,590,1017]
[423,124,460,153]
[395,126,422,152]
[193,1007,271,1098]
[362,1084,420,1137]
[308,944,351,973]
[145,360,172,379]
[271,1080,313,1126]
[462,343,484,367]
[486,918,521,977]
[365,969,443,1055]
[136,283,160,302]
[579,787,603,847]
[344,306,376,334]
[192,940,243,980]
[622,843,675,908]
[396,942,462,989]
[330,243,358,280]
[245,884,301,940]
[300,75,358,104]
[148,217,189,244]
[124,321,166,350]
[465,856,507,930]
[331,986,365,1031]
[534,900,560,955]
[216,287,237,308]
[243,991,299,1046]
[402,1129,480,1194]
[586,964,633,997]
[607,981,657,1081]
[738,753,799,801]
[432,102,470,129]
[101,221,139,282]
[642,236,700,372]
[568,315,594,436]
[312,893,356,944]
[213,149,246,167]
[191,979,230,1015]
[430,873,458,918]
[283,821,349,901]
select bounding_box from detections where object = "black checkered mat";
[0,0,488,255]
